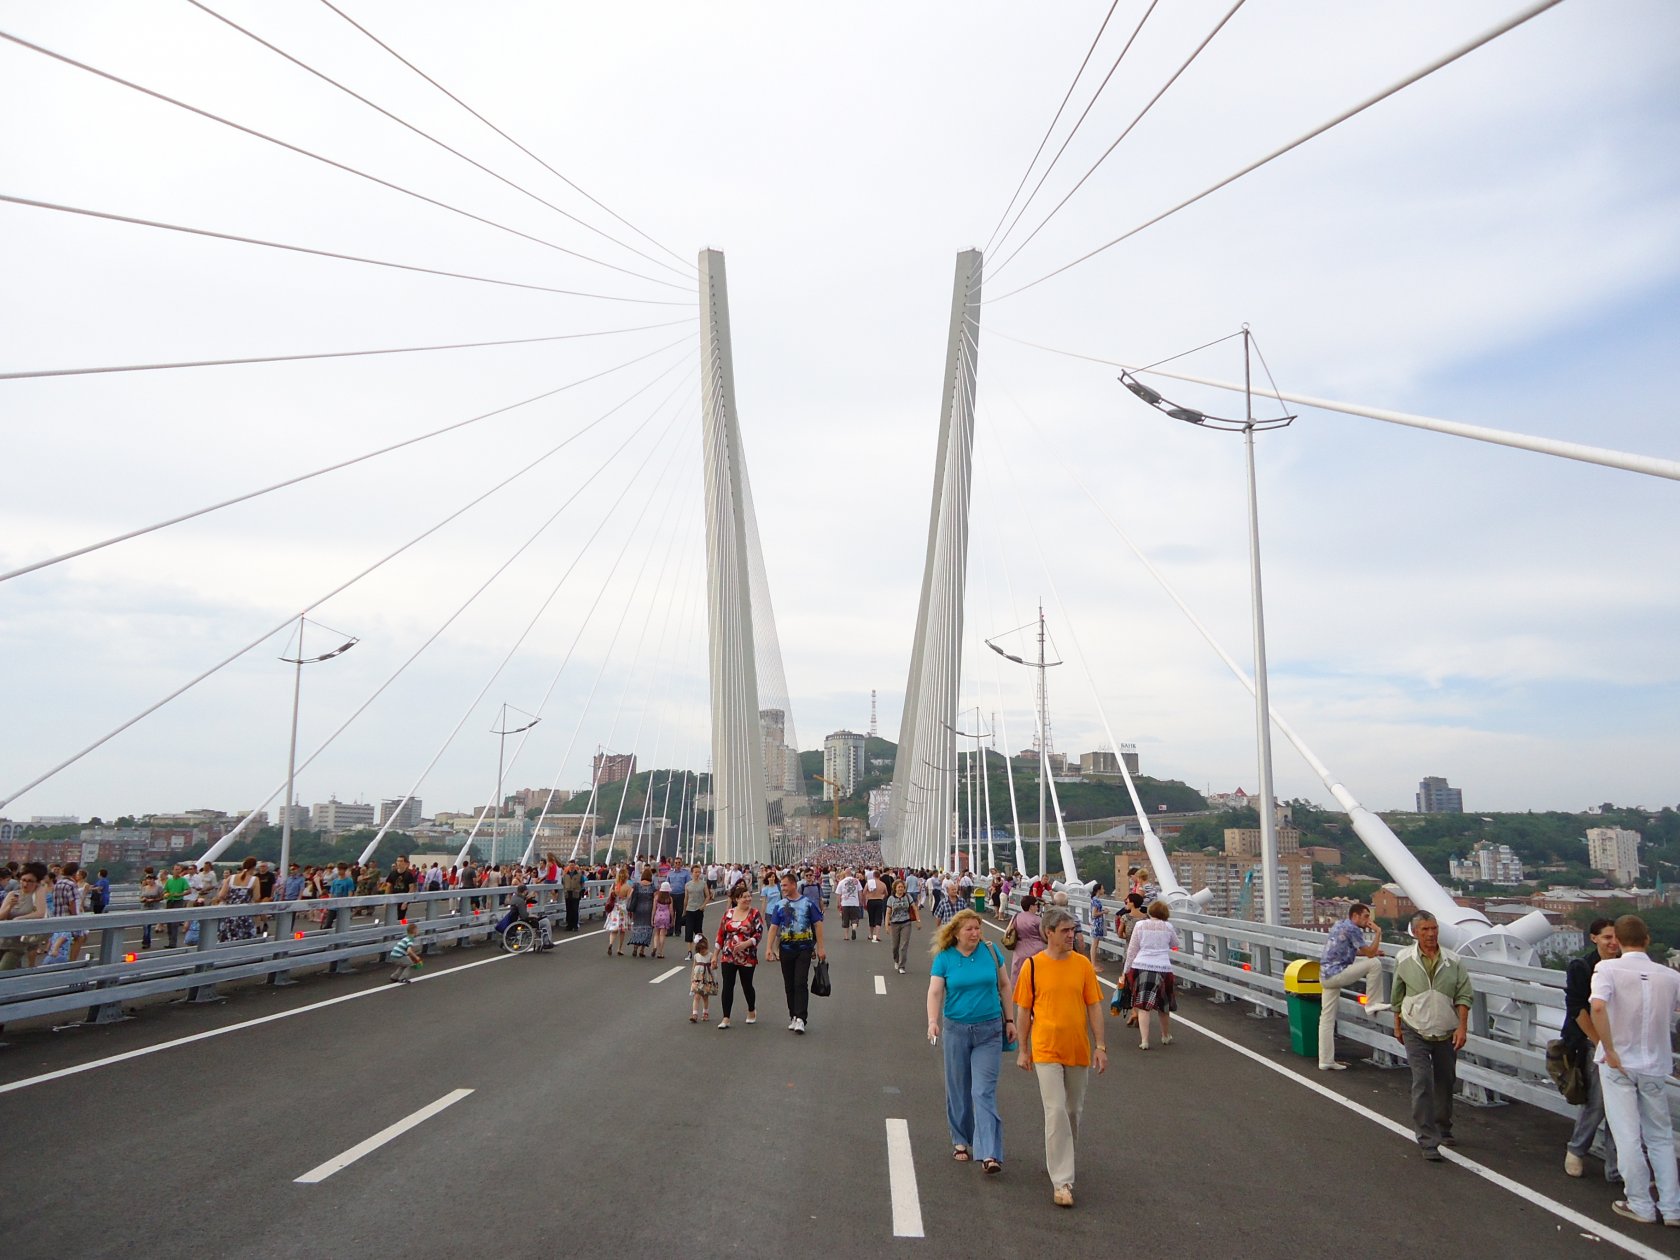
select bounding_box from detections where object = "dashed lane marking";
[295,1088,473,1184]
[885,1117,924,1238]
[875,975,887,995]
[650,965,685,984]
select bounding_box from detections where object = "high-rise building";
[1416,776,1464,813]
[1223,825,1302,859]
[378,797,422,831]
[592,753,637,785]
[312,797,375,834]
[1448,841,1524,885]
[822,730,867,800]
[1586,827,1641,886]
[1119,849,1315,926]
[275,804,311,831]
[760,708,797,794]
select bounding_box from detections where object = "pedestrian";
[764,872,826,1034]
[653,881,675,959]
[835,868,863,941]
[863,870,888,942]
[1562,918,1621,1183]
[689,934,718,1023]
[1121,900,1180,1050]
[927,908,1014,1175]
[1004,893,1046,986]
[0,862,49,971]
[45,860,86,963]
[1590,914,1680,1225]
[1317,901,1390,1070]
[714,881,764,1030]
[388,925,422,983]
[1014,906,1106,1207]
[137,867,164,949]
[1389,910,1474,1162]
[562,861,585,932]
[214,856,261,943]
[886,878,918,974]
[1087,892,1106,972]
[627,867,657,958]
[605,865,632,956]
[682,864,708,958]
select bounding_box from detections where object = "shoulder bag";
[1002,916,1019,950]
[810,956,832,998]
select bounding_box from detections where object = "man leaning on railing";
[1317,901,1390,1072]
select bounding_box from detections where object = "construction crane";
[814,775,843,838]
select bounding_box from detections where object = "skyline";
[3,2,1678,821]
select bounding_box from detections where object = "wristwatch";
[1096,1044,1108,1051]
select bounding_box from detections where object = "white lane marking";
[885,1118,924,1238]
[979,920,1664,1260]
[295,1088,473,1184]
[650,965,684,984]
[0,926,607,1096]
[875,974,887,995]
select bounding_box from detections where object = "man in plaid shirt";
[47,859,87,963]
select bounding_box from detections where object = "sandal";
[982,1159,1002,1175]
[952,1146,971,1162]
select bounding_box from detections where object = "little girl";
[689,933,718,1022]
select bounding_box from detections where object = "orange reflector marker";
[1241,962,1252,971]
[400,919,408,926]
[123,951,138,963]
[1357,993,1369,1004]
[294,931,305,940]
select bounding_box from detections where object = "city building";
[275,804,311,831]
[1017,749,1067,773]
[1448,841,1524,885]
[1204,788,1251,811]
[592,752,637,786]
[822,730,867,800]
[1116,849,1315,926]
[1079,746,1140,776]
[1223,824,1302,860]
[312,797,376,834]
[378,797,423,831]
[513,787,570,813]
[1416,776,1464,813]
[0,820,25,844]
[759,709,798,794]
[1372,883,1418,922]
[1300,845,1343,866]
[1586,827,1641,886]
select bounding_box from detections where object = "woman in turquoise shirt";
[926,908,1015,1174]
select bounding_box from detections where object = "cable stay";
[0,318,695,381]
[986,0,1567,301]
[365,396,695,866]
[987,0,1166,267]
[183,1,694,288]
[982,0,1125,257]
[316,0,696,276]
[0,194,694,306]
[990,327,1680,482]
[0,352,693,813]
[975,510,1029,875]
[0,31,688,293]
[0,335,692,586]
[198,371,692,862]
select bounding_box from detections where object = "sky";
[2,0,1678,823]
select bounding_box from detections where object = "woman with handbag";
[764,872,825,1035]
[714,881,764,1029]
[1004,893,1046,987]
[604,865,632,956]
[1122,900,1182,1050]
[926,908,1014,1175]
[885,879,918,974]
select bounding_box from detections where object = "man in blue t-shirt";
[765,873,826,1034]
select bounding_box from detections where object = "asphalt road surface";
[2,908,1675,1260]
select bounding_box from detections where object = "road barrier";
[0,881,609,1030]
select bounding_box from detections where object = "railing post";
[270,906,298,987]
[86,922,131,1024]
[185,910,223,1004]
[329,903,355,974]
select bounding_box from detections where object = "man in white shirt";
[1590,914,1680,1226]
[835,869,863,941]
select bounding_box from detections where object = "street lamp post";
[987,607,1061,880]
[277,617,357,880]
[1120,328,1295,925]
[490,705,540,868]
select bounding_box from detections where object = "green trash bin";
[972,889,987,913]
[1283,959,1322,1058]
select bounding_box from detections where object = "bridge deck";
[3,909,1671,1259]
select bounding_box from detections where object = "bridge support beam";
[884,250,982,870]
[698,250,770,865]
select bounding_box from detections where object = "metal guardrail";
[1019,892,1679,1121]
[0,881,609,1031]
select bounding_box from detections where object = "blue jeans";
[1566,1055,1619,1180]
[1602,1066,1680,1221]
[942,1017,1004,1162]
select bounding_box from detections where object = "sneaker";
[1613,1201,1658,1225]
[1318,1062,1349,1072]
[788,1018,798,1030]
[1564,1152,1584,1178]
[717,1019,730,1029]
[745,1012,757,1024]
[1422,1147,1444,1162]
[1366,1001,1392,1013]
[794,1018,806,1034]
[1053,1185,1074,1208]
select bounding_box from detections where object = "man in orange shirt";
[1015,905,1107,1208]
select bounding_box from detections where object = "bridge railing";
[0,881,610,1031]
[1016,891,1678,1121]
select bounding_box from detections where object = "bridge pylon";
[883,250,982,870]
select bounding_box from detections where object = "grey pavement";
[2,908,1675,1259]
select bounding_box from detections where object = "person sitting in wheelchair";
[496,886,553,949]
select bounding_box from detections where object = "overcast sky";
[3,0,1677,824]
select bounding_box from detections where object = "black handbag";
[810,956,832,997]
